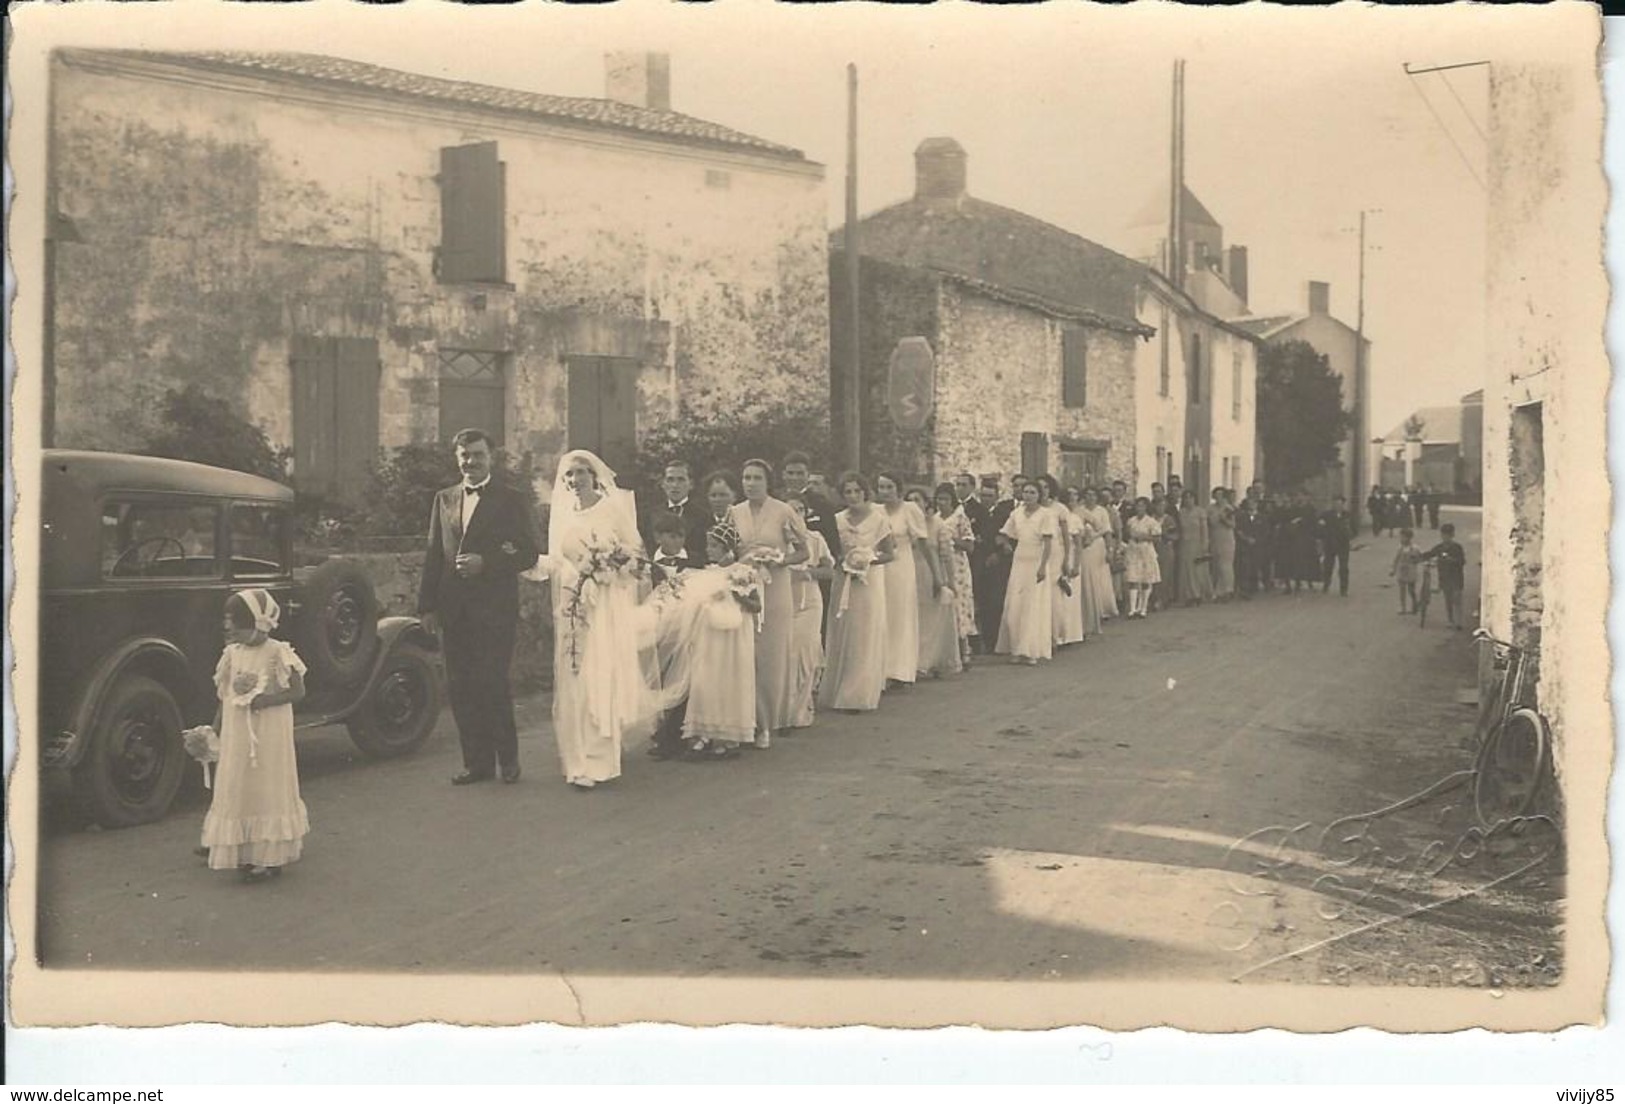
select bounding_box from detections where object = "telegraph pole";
[1353,209,1379,516]
[841,63,862,471]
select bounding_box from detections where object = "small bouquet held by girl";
[182,723,221,789]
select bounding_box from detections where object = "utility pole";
[1353,208,1379,517]
[1167,59,1185,289]
[841,63,862,472]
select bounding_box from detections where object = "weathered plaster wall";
[1208,327,1257,493]
[51,55,829,504]
[1134,289,1187,497]
[1482,60,1609,760]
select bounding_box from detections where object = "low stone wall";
[339,551,555,691]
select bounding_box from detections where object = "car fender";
[47,637,194,771]
[298,616,441,726]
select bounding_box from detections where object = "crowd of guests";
[1366,483,1447,537]
[629,456,1384,765]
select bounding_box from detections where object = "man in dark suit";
[973,473,1016,650]
[418,428,540,786]
[640,460,709,564]
[781,451,841,558]
[1318,494,1355,597]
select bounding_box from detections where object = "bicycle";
[1416,560,1434,628]
[1470,630,1552,827]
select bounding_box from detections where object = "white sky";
[21,1,1580,437]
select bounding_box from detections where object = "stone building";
[1126,185,1260,497]
[829,139,1151,490]
[44,49,829,503]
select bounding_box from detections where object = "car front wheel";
[72,673,186,828]
[346,644,444,759]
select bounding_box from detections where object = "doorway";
[568,356,641,478]
[291,335,380,503]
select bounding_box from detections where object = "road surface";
[35,509,1561,987]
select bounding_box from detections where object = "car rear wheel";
[346,644,443,759]
[72,674,186,828]
[295,560,380,690]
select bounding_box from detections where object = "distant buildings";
[832,141,1258,498]
[1374,388,1484,496]
[45,49,829,500]
[1125,184,1259,497]
[830,139,1150,489]
[1235,283,1371,504]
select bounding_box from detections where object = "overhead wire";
[1404,69,1486,191]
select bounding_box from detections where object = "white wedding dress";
[527,452,665,786]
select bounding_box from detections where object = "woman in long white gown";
[526,450,666,790]
[1045,478,1085,647]
[874,472,929,687]
[1079,488,1121,621]
[995,480,1057,665]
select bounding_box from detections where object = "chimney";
[915,137,967,201]
[1307,280,1331,315]
[1227,245,1249,305]
[605,52,671,112]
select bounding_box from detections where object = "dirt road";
[35,509,1560,987]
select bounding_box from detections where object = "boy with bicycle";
[1419,523,1467,630]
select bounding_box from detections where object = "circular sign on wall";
[887,336,936,432]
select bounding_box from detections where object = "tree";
[144,385,289,483]
[1256,340,1354,491]
[1404,414,1427,441]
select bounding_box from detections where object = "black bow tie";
[464,484,484,497]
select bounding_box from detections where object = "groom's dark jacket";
[417,481,541,636]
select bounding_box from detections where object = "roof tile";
[110,50,808,161]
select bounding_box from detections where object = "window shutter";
[1062,327,1088,408]
[1021,431,1049,477]
[1159,307,1171,396]
[333,338,381,502]
[439,142,505,283]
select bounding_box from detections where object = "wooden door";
[292,336,380,503]
[568,357,640,477]
[1020,431,1049,478]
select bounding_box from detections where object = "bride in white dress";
[526,450,666,789]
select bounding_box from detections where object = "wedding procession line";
[508,444,1322,788]
[183,430,1363,885]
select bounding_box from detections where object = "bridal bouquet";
[836,547,878,618]
[182,724,221,789]
[741,546,787,571]
[562,538,651,675]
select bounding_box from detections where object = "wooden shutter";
[439,142,505,284]
[292,337,380,503]
[1062,327,1088,408]
[1020,431,1048,477]
[291,335,338,498]
[566,356,639,477]
[334,338,381,501]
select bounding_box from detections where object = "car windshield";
[101,501,220,579]
[229,504,291,579]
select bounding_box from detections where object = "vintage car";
[39,450,444,828]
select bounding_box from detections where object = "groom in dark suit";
[418,428,540,786]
